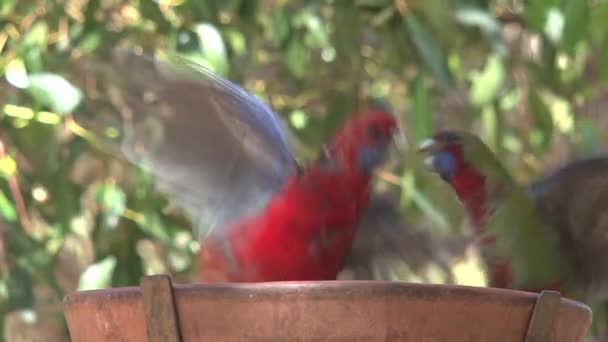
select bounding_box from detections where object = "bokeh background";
[1,0,608,340]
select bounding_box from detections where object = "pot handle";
[141,275,183,342]
[524,290,561,342]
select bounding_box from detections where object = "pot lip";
[62,280,591,316]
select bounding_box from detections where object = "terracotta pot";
[64,276,592,341]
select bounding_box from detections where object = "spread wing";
[529,157,608,301]
[89,49,297,236]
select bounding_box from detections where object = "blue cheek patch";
[358,145,389,174]
[431,151,457,182]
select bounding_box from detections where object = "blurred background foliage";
[1,0,608,340]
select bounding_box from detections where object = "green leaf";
[286,39,310,79]
[529,89,554,152]
[469,53,504,107]
[454,7,508,56]
[77,256,117,291]
[26,73,83,114]
[411,77,431,144]
[226,30,247,56]
[22,22,48,47]
[289,109,309,130]
[95,183,126,228]
[0,0,17,16]
[525,0,560,32]
[545,92,574,134]
[303,12,329,49]
[0,189,17,222]
[544,7,564,45]
[562,0,590,53]
[137,211,172,243]
[601,33,608,84]
[4,58,29,88]
[272,8,291,48]
[0,154,17,178]
[403,13,451,89]
[78,31,103,52]
[193,23,229,76]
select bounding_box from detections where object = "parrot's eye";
[367,125,384,141]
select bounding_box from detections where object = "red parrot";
[199,110,398,282]
[86,49,455,283]
[418,130,608,304]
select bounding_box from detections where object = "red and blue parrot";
[91,49,454,283]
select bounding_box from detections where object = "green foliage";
[0,0,607,340]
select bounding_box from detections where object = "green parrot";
[419,131,608,338]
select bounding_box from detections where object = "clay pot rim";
[63,280,591,314]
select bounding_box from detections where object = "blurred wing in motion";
[88,49,297,236]
[341,191,462,283]
[529,157,608,302]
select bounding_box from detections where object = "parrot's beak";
[417,138,438,153]
[417,138,440,171]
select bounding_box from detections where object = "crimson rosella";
[89,49,453,283]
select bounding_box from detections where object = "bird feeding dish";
[63,275,592,342]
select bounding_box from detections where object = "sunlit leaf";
[3,104,34,120]
[4,58,29,88]
[95,183,126,228]
[77,256,117,291]
[226,30,247,56]
[0,154,17,178]
[193,23,229,76]
[36,111,61,125]
[290,109,309,130]
[303,12,329,48]
[26,73,83,114]
[0,189,17,222]
[533,91,572,134]
[22,22,48,47]
[544,7,564,44]
[469,54,504,107]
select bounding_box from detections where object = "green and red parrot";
[87,49,453,283]
[419,130,608,305]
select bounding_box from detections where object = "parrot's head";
[417,131,472,183]
[325,109,398,175]
[417,130,513,226]
[417,130,509,184]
